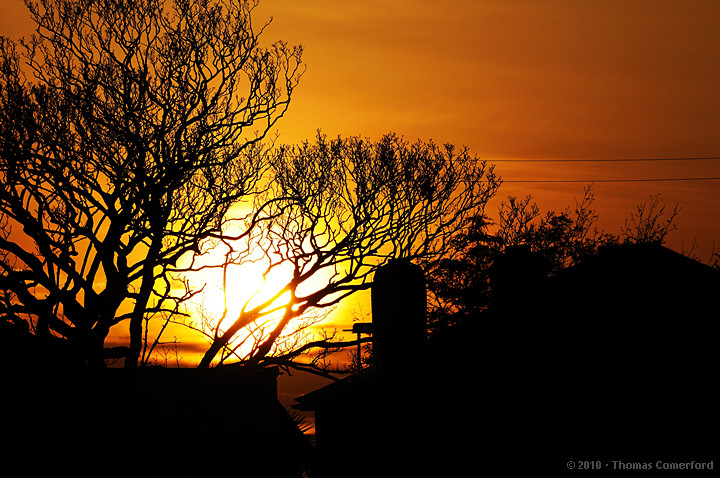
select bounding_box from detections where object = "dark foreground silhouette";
[1,364,312,477]
[294,246,718,477]
[1,244,717,477]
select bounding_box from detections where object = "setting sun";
[189,256,294,347]
[179,199,302,363]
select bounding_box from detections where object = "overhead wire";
[483,156,720,183]
[488,156,720,162]
[503,177,720,183]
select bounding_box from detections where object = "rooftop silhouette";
[294,245,719,477]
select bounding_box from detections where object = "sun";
[188,248,293,327]
[177,207,305,362]
[177,202,353,364]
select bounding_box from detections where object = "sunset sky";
[3,0,719,248]
[250,0,720,259]
[257,0,720,335]
[2,0,720,364]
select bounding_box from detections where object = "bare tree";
[193,132,501,370]
[0,0,303,368]
[424,187,607,329]
[425,186,687,330]
[621,193,680,245]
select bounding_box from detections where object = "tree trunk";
[125,236,163,368]
[198,341,223,369]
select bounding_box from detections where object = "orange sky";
[250,0,720,258]
[3,0,718,249]
[3,0,720,352]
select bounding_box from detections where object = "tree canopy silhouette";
[192,132,500,369]
[425,187,683,331]
[0,0,302,368]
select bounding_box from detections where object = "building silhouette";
[294,245,718,477]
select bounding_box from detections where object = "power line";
[488,156,720,163]
[504,177,720,183]
[488,156,720,182]
[476,155,720,182]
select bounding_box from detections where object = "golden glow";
[183,214,296,361]
[192,255,293,321]
[4,0,720,354]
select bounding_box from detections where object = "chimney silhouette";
[371,259,427,366]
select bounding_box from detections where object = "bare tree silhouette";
[194,132,501,369]
[621,193,680,244]
[425,186,682,330]
[0,0,303,368]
